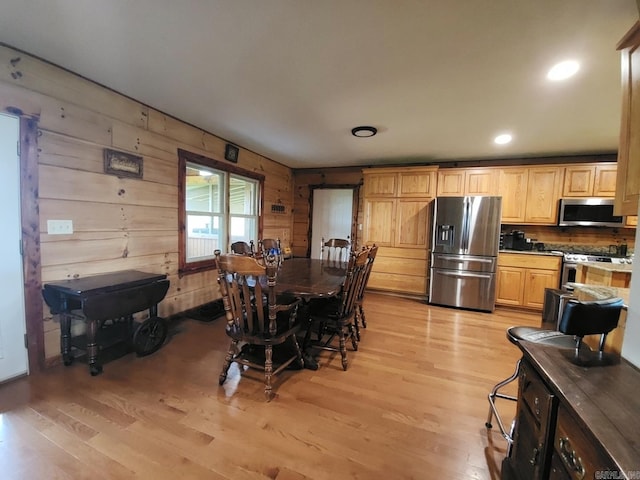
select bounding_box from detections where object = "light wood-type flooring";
[0,293,541,480]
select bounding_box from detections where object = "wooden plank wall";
[0,46,294,361]
[292,167,364,257]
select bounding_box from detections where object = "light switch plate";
[47,219,73,235]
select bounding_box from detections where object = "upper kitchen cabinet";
[563,163,617,197]
[499,168,529,223]
[436,168,498,196]
[525,166,564,224]
[499,166,563,224]
[615,21,640,216]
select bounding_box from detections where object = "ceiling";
[1,1,638,169]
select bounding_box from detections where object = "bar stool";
[485,327,576,445]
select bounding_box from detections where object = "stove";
[562,253,633,265]
[561,252,633,287]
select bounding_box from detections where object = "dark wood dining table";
[275,258,347,300]
[274,258,347,369]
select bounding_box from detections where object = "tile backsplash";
[501,224,636,256]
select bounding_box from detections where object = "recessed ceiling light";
[547,60,580,81]
[494,133,512,145]
[351,126,377,137]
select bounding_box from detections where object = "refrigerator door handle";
[437,255,494,263]
[437,270,494,280]
[461,196,470,253]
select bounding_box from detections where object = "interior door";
[0,113,28,382]
[310,188,354,259]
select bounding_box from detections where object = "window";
[178,149,264,274]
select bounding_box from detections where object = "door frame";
[15,115,44,374]
[307,184,360,258]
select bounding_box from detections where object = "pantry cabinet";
[615,21,640,216]
[496,253,561,310]
[362,166,437,297]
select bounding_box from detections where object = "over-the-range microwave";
[557,198,624,227]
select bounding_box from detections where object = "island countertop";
[565,282,629,309]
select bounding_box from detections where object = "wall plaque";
[103,149,143,179]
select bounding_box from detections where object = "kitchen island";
[575,261,632,288]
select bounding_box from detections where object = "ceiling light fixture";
[494,133,512,145]
[547,60,580,81]
[351,126,377,137]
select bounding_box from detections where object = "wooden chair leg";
[339,329,348,371]
[291,334,305,369]
[349,324,358,351]
[264,345,274,401]
[219,339,238,385]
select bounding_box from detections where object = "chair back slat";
[321,237,351,264]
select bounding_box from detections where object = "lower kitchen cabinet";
[502,342,639,480]
[496,253,561,310]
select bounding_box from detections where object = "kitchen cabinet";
[362,166,437,297]
[499,166,563,225]
[626,215,638,227]
[615,21,640,216]
[436,167,498,196]
[496,253,561,310]
[524,166,564,224]
[562,163,617,197]
[499,168,529,223]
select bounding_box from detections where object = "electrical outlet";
[47,219,73,235]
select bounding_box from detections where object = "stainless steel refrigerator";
[429,196,502,312]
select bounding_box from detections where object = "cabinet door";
[562,165,594,197]
[523,269,558,309]
[593,164,618,197]
[499,168,529,223]
[399,170,437,197]
[495,266,525,306]
[466,168,498,195]
[395,199,431,248]
[525,167,563,224]
[626,215,638,226]
[615,23,640,215]
[436,170,465,196]
[363,172,397,197]
[363,199,396,246]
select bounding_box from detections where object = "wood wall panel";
[1,44,293,362]
[0,49,149,128]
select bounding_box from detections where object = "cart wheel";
[89,364,103,376]
[62,354,74,366]
[133,316,168,356]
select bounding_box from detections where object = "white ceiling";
[1,1,638,169]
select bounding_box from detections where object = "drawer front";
[520,361,554,427]
[554,404,616,479]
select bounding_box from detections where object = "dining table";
[274,258,348,369]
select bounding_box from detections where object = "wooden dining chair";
[306,248,369,370]
[354,244,378,341]
[214,250,304,400]
[321,237,351,264]
[258,238,281,256]
[230,240,255,256]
